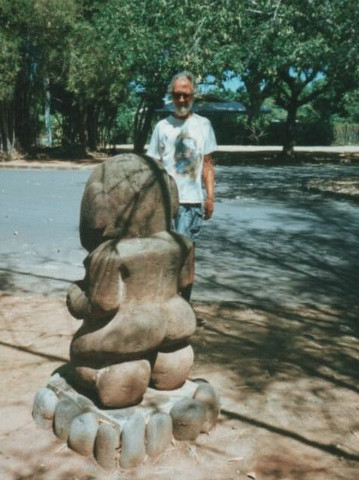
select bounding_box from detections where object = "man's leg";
[174,204,203,302]
[179,246,195,301]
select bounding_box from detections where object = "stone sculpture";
[33,154,219,469]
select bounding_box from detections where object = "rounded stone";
[151,344,194,390]
[32,387,58,430]
[68,412,99,456]
[66,283,89,320]
[53,399,83,441]
[70,306,166,363]
[162,296,196,343]
[96,360,151,408]
[193,382,220,433]
[146,413,173,457]
[120,412,146,469]
[72,365,98,391]
[79,154,175,251]
[94,423,121,471]
[170,398,206,441]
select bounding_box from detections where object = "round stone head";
[80,154,179,251]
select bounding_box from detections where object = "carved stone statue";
[33,154,220,469]
[67,153,196,407]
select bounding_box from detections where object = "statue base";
[32,368,220,470]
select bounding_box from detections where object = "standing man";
[147,71,217,301]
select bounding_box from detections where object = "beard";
[174,101,193,118]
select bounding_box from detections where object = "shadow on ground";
[1,159,358,479]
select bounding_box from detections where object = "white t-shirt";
[147,113,217,203]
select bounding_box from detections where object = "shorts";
[174,203,203,242]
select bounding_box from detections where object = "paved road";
[198,164,359,313]
[216,145,359,153]
[113,144,359,153]
[1,164,359,315]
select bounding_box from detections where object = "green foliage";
[97,1,221,94]
[0,30,20,100]
[333,123,359,146]
[211,0,359,152]
[110,90,138,144]
[1,0,359,153]
[335,89,359,124]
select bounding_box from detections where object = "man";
[147,71,216,301]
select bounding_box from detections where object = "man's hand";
[202,154,215,220]
[204,197,214,220]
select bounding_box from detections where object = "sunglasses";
[171,92,193,100]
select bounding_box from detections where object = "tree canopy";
[0,0,358,157]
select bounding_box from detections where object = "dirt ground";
[1,151,358,479]
[0,294,358,480]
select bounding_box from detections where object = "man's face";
[171,77,194,118]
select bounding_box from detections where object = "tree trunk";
[282,101,298,157]
[44,77,52,147]
[133,99,155,154]
[14,73,35,151]
[78,101,87,152]
[0,99,15,157]
[245,97,264,144]
[86,104,98,151]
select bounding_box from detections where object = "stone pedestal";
[33,372,220,470]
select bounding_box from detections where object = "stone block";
[193,381,220,433]
[151,344,194,390]
[53,399,83,441]
[96,360,151,408]
[94,423,121,471]
[32,387,58,429]
[34,375,219,470]
[146,412,173,458]
[170,398,206,441]
[68,412,99,456]
[120,412,146,469]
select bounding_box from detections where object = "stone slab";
[33,372,220,470]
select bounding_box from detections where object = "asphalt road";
[1,164,359,314]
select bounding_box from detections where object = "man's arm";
[146,123,161,161]
[202,154,215,220]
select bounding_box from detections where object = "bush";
[333,123,359,145]
[266,121,334,146]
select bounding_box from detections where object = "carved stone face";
[79,154,179,252]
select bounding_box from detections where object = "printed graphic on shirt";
[174,133,200,178]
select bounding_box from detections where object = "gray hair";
[167,71,198,96]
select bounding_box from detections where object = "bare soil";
[1,150,358,479]
[0,295,358,480]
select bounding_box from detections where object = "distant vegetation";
[0,0,358,159]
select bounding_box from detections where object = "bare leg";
[179,244,195,302]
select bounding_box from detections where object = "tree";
[0,28,20,155]
[1,0,358,156]
[214,0,359,155]
[93,0,224,152]
[0,1,24,155]
[265,0,359,155]
[61,1,132,152]
[0,0,78,155]
[210,2,275,144]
